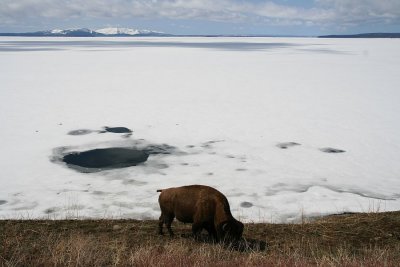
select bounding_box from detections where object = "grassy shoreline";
[1,211,400,266]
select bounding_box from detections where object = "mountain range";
[1,28,399,38]
[0,27,171,37]
[318,33,400,38]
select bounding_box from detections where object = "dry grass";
[1,211,400,266]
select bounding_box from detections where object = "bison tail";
[156,189,163,193]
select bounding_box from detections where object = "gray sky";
[1,0,400,35]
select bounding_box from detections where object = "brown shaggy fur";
[157,185,244,241]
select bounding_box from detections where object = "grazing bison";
[157,185,244,241]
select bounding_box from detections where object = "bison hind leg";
[164,213,175,237]
[166,216,175,237]
[158,215,164,235]
[158,213,175,237]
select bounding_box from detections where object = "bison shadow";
[180,233,267,252]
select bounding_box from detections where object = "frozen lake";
[0,37,399,222]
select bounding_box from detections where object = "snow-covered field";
[0,37,399,222]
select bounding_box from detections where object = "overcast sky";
[1,0,400,35]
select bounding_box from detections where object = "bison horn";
[222,222,229,232]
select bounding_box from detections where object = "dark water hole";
[101,126,133,134]
[240,202,253,208]
[0,200,7,205]
[63,148,149,170]
[320,147,346,153]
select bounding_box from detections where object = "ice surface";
[0,37,399,222]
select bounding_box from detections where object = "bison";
[157,185,244,242]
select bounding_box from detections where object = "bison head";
[221,219,244,241]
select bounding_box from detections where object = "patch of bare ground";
[1,211,400,266]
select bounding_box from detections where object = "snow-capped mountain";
[0,27,169,37]
[42,28,98,36]
[95,27,165,36]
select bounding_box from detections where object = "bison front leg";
[191,222,203,240]
[204,223,218,242]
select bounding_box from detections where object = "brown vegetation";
[1,211,400,266]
